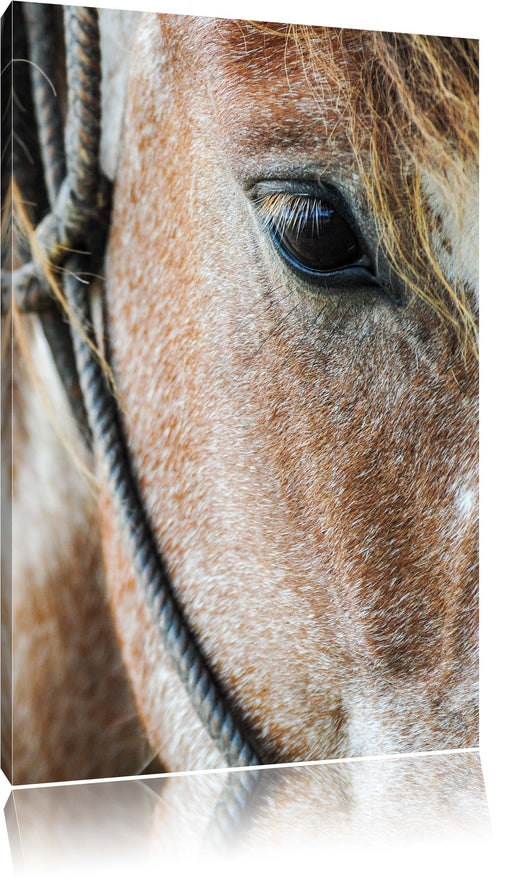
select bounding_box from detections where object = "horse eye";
[257,192,372,278]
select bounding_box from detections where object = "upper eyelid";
[249,179,326,209]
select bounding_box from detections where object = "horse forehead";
[161,15,365,80]
[184,18,365,90]
[152,16,363,151]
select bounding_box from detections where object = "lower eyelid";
[270,237,376,283]
[266,223,401,305]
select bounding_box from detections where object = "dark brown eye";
[254,184,402,303]
[276,196,361,272]
[257,191,373,280]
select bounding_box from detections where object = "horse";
[3,5,479,792]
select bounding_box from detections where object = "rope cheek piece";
[5,4,262,839]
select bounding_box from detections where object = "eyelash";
[257,192,331,238]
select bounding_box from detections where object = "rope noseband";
[4,4,262,831]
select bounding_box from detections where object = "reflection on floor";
[5,750,490,876]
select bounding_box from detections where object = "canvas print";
[1,2,479,793]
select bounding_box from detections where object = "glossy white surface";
[0,750,493,881]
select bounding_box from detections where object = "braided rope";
[7,5,93,443]
[59,7,105,246]
[6,6,110,300]
[207,768,262,848]
[23,3,66,206]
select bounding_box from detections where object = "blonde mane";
[251,23,479,352]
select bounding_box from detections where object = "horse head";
[6,8,478,783]
[99,14,479,769]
